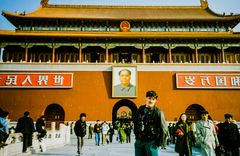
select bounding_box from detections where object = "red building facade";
[0,0,239,125]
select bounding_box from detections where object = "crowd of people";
[73,114,134,155]
[1,90,240,156]
[0,109,47,153]
[166,111,240,156]
[73,90,240,156]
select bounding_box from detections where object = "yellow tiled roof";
[2,4,240,21]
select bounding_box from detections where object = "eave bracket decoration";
[120,21,131,32]
[41,0,49,8]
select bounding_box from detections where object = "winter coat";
[134,105,168,146]
[196,120,219,156]
[0,117,9,133]
[119,127,126,142]
[101,123,109,135]
[108,127,114,135]
[125,126,132,136]
[94,124,101,133]
[217,122,240,150]
[16,116,35,135]
[36,118,45,132]
[0,117,9,142]
[74,120,87,137]
[175,122,195,156]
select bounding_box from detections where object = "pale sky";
[0,0,240,31]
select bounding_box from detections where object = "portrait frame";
[112,65,137,98]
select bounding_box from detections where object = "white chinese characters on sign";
[38,76,48,86]
[0,73,73,88]
[200,76,211,86]
[177,73,240,89]
[215,76,227,87]
[54,75,64,86]
[184,76,195,86]
[6,75,17,85]
[22,75,33,85]
[231,77,240,86]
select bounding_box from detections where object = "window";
[236,54,240,63]
[38,53,52,62]
[131,53,140,63]
[225,53,237,63]
[172,53,188,63]
[198,53,213,63]
[112,53,119,63]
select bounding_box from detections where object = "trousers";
[22,134,33,152]
[94,133,100,146]
[77,136,84,154]
[135,139,159,156]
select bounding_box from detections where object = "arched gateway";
[44,103,65,129]
[185,104,206,122]
[112,99,137,123]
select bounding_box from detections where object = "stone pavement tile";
[32,135,201,156]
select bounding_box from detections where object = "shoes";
[77,150,84,155]
[38,138,43,142]
[0,142,8,147]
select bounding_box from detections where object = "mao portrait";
[112,66,137,98]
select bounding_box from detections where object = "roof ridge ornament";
[200,0,208,9]
[41,0,49,8]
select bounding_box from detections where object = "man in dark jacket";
[74,113,87,155]
[16,111,35,153]
[217,113,240,156]
[36,115,47,152]
[93,120,101,146]
[36,115,46,140]
[134,90,168,156]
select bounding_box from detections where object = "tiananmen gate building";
[0,0,240,126]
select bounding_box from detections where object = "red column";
[106,46,109,63]
[79,46,82,63]
[195,47,199,63]
[221,47,225,63]
[25,46,28,62]
[142,47,146,63]
[168,47,172,63]
[52,46,55,63]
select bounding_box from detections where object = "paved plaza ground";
[32,134,202,156]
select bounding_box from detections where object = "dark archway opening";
[112,99,137,125]
[44,103,65,130]
[185,104,206,122]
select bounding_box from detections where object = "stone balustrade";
[0,122,70,156]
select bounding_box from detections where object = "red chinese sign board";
[0,73,73,88]
[176,73,240,89]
